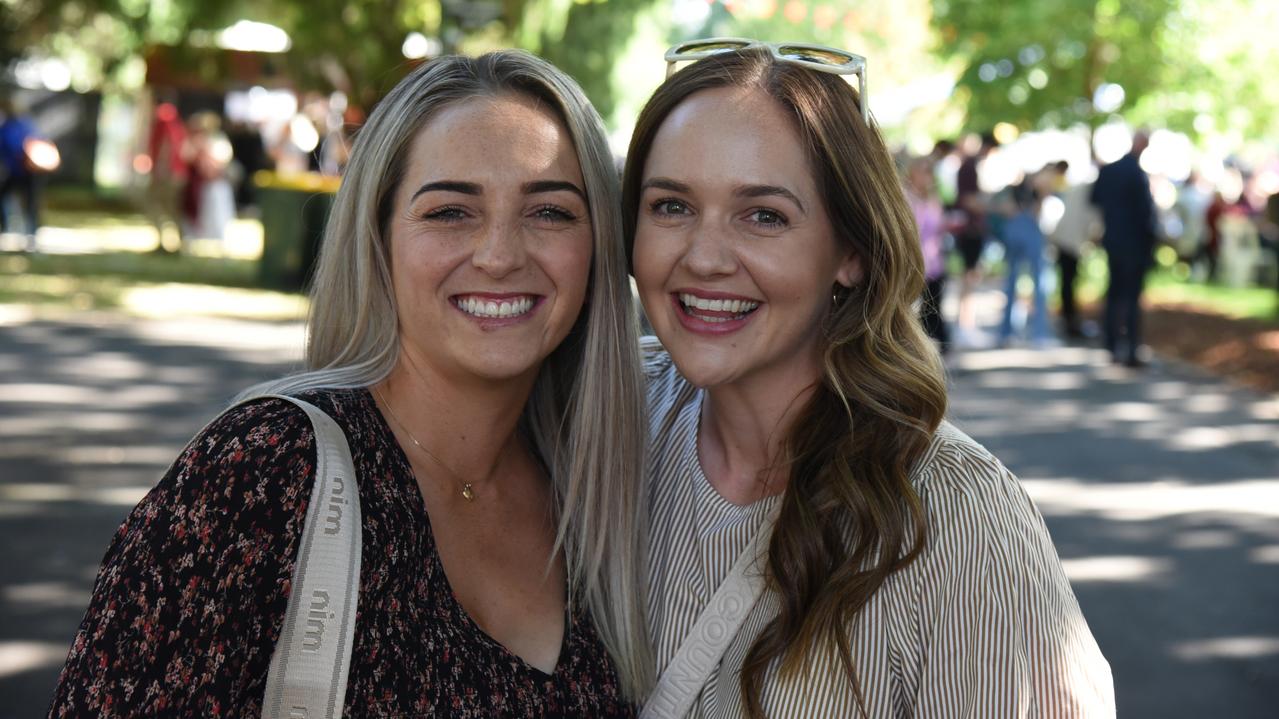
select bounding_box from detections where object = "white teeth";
[457,296,535,319]
[679,293,759,316]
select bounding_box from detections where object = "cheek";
[547,231,595,300]
[632,228,672,294]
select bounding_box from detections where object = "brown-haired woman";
[623,40,1114,718]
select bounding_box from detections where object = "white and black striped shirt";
[643,342,1115,718]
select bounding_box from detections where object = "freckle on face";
[388,94,594,385]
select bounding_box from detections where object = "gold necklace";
[373,386,511,501]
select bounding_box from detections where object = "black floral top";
[48,388,634,718]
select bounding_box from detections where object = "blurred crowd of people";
[900,131,1279,368]
[139,91,358,253]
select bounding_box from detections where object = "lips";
[677,292,760,320]
[670,290,761,334]
[452,294,541,320]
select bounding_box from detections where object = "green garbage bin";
[256,173,339,291]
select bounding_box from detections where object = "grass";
[0,257,307,321]
[1145,273,1279,320]
[1072,251,1279,323]
[6,250,261,287]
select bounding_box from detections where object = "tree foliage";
[1,0,247,88]
[932,0,1279,144]
[514,0,663,126]
[931,0,1177,133]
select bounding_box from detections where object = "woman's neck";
[376,350,534,488]
[698,365,822,507]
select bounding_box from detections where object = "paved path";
[946,345,1279,717]
[1,307,1276,717]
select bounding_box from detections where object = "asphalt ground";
[1,301,1276,717]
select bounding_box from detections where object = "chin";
[455,346,546,382]
[664,345,739,390]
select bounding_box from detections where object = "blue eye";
[749,208,787,228]
[650,198,690,216]
[532,205,577,223]
[421,206,468,223]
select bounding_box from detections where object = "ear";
[834,251,864,289]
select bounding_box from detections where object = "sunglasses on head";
[664,37,869,123]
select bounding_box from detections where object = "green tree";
[2,0,249,90]
[1128,0,1279,145]
[513,0,664,128]
[931,0,1177,133]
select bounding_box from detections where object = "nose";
[680,223,737,278]
[471,220,527,278]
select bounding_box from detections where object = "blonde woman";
[49,51,650,717]
[622,41,1114,717]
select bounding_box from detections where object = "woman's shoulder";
[907,420,1043,533]
[174,388,371,515]
[211,388,369,446]
[911,420,1014,494]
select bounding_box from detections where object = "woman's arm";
[47,399,317,718]
[906,439,1115,718]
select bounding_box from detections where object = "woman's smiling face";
[632,85,861,391]
[388,93,594,387]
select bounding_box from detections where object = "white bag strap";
[257,395,362,719]
[641,504,780,719]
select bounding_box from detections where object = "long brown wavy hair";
[622,47,948,716]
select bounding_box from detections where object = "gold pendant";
[461,483,475,501]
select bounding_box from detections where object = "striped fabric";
[642,341,1115,718]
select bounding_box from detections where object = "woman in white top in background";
[622,40,1114,718]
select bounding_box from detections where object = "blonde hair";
[623,47,946,715]
[248,51,652,698]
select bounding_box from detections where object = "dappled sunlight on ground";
[120,283,307,320]
[8,218,264,260]
[0,312,304,707]
[1171,637,1279,662]
[945,337,1279,716]
[0,641,71,680]
[1059,555,1175,583]
[1021,478,1279,521]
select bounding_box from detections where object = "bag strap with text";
[641,504,780,719]
[257,395,362,719]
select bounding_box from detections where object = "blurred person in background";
[1202,187,1228,281]
[952,131,998,348]
[1173,170,1212,271]
[1260,188,1279,293]
[186,111,236,242]
[227,118,269,210]
[1045,161,1101,340]
[996,178,1054,348]
[0,96,48,247]
[905,155,950,353]
[142,100,189,253]
[928,138,958,207]
[1261,189,1279,299]
[1091,129,1159,367]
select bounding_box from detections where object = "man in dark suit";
[1090,131,1159,367]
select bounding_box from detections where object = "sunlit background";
[1,0,1277,716]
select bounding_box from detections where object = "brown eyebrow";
[523,180,586,200]
[411,179,586,202]
[734,185,806,214]
[411,181,481,201]
[641,177,693,194]
[641,178,807,214]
